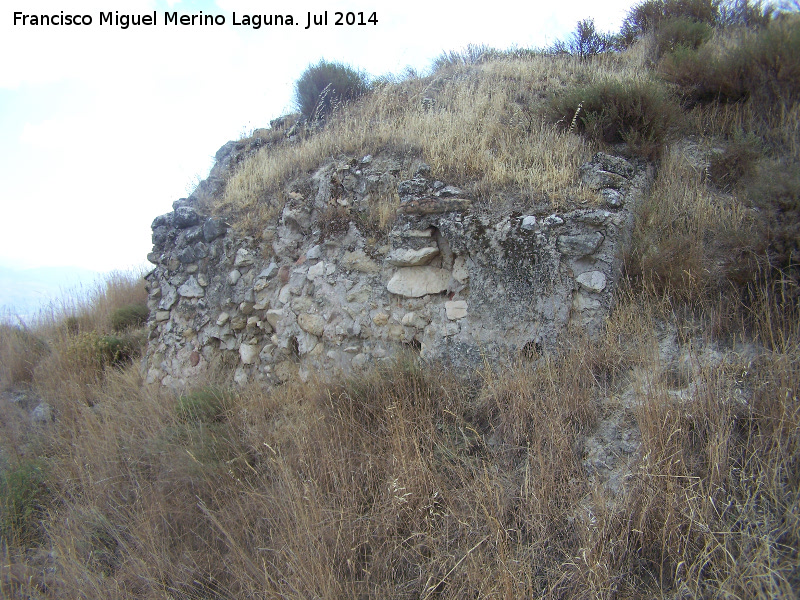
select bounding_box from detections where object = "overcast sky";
[1,0,635,273]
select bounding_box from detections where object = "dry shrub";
[0,324,48,387]
[548,77,680,158]
[622,336,800,597]
[626,143,754,305]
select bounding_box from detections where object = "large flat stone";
[387,267,450,298]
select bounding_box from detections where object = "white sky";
[1,0,634,272]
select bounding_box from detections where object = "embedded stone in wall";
[342,250,380,273]
[239,343,259,364]
[178,276,204,298]
[387,267,450,298]
[386,247,440,267]
[557,232,605,257]
[298,313,326,336]
[445,300,468,320]
[234,248,254,268]
[159,284,178,310]
[576,271,607,292]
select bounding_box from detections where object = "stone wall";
[143,145,652,388]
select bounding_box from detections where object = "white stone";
[306,245,322,260]
[386,247,439,267]
[307,261,326,281]
[178,276,204,298]
[543,214,564,226]
[265,309,284,329]
[216,312,230,326]
[158,284,178,310]
[387,267,450,298]
[234,366,249,385]
[521,215,537,230]
[298,313,326,336]
[234,248,254,268]
[576,271,607,292]
[445,300,468,320]
[278,284,292,304]
[155,310,171,322]
[227,269,241,285]
[239,343,259,364]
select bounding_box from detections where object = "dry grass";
[214,49,659,234]
[2,295,797,598]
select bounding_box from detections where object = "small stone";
[601,189,624,207]
[240,302,255,315]
[173,206,200,229]
[228,270,241,285]
[155,310,171,322]
[203,218,227,242]
[31,403,52,423]
[576,271,607,292]
[307,262,326,281]
[557,232,604,257]
[445,300,468,320]
[298,313,326,337]
[217,312,230,326]
[178,276,205,298]
[230,316,246,330]
[386,247,440,267]
[306,245,322,260]
[234,366,249,385]
[265,309,283,329]
[196,273,208,287]
[521,216,537,230]
[543,214,564,227]
[240,343,259,365]
[372,312,389,326]
[234,248,254,268]
[190,351,201,366]
[258,262,278,279]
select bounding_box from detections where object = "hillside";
[1,3,799,598]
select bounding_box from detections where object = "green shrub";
[661,18,800,107]
[177,387,230,423]
[0,458,51,546]
[110,303,148,332]
[294,60,368,121]
[65,331,138,372]
[655,16,714,55]
[548,78,680,158]
[620,0,720,46]
[548,19,617,58]
[719,0,775,28]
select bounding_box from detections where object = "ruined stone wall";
[143,147,652,388]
